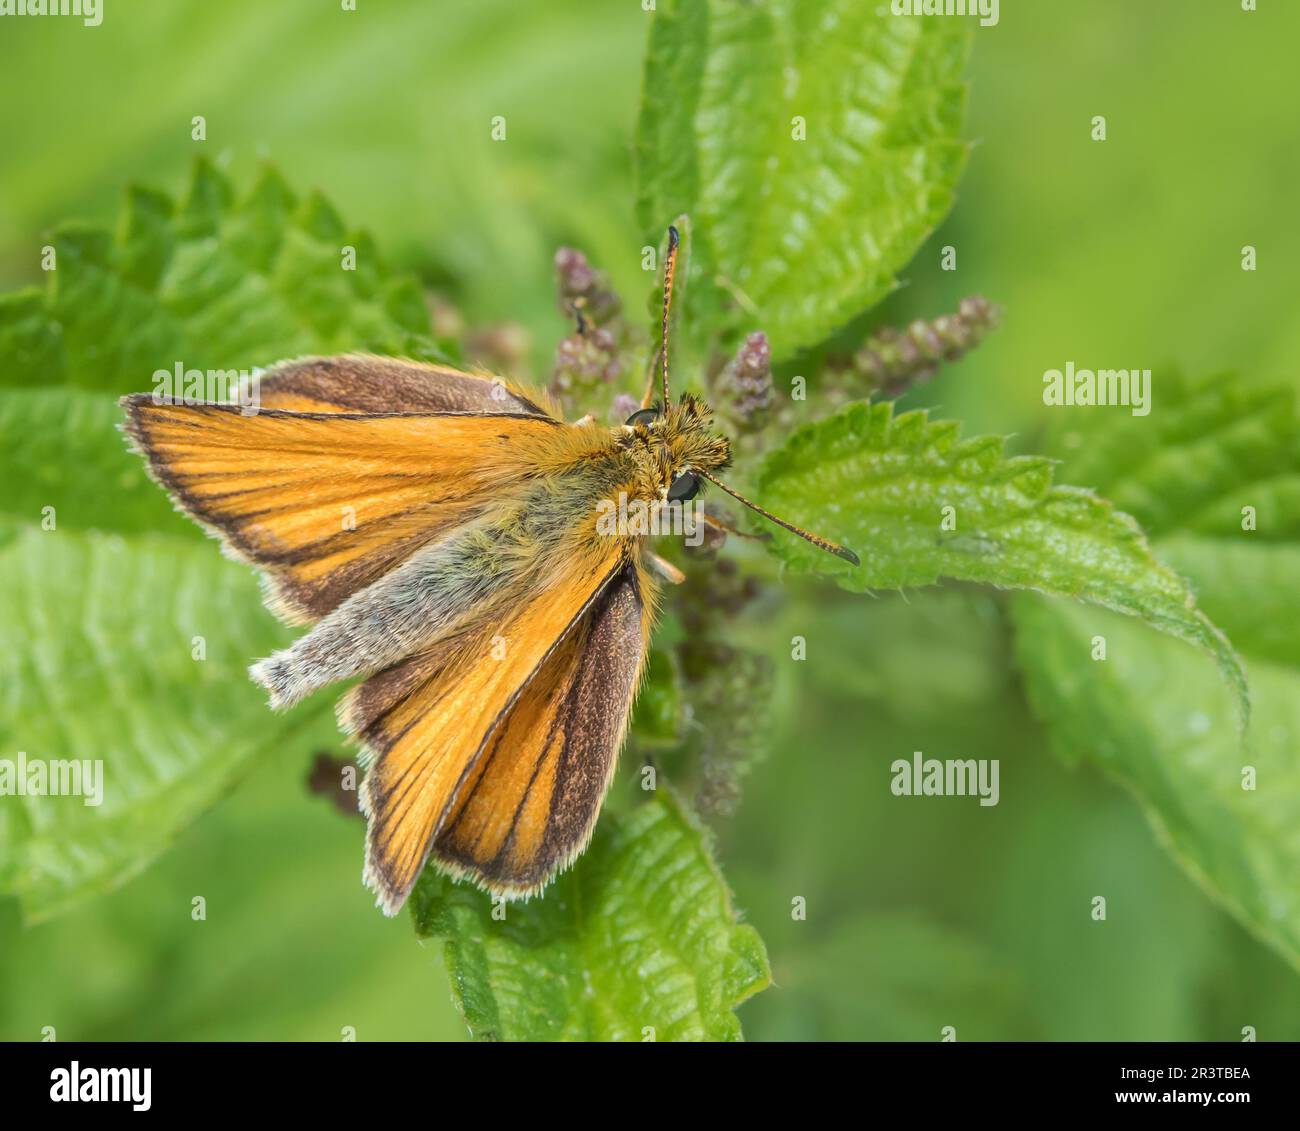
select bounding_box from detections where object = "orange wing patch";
[433,564,650,896]
[120,396,560,622]
[354,551,635,915]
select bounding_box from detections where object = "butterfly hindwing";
[432,562,650,895]
[353,551,645,914]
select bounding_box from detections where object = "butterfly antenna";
[697,469,860,565]
[660,225,680,408]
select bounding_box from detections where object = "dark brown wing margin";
[256,354,554,417]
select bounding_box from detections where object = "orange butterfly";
[120,228,856,914]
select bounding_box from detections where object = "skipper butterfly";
[121,227,856,914]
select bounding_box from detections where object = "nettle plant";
[3,6,1296,1040]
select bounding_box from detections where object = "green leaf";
[411,791,770,1041]
[755,399,1244,702]
[636,0,970,359]
[4,157,442,394]
[0,529,333,923]
[1053,372,1300,543]
[0,389,195,538]
[1013,595,1300,969]
[0,288,62,386]
[1012,374,1300,970]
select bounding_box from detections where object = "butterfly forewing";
[121,387,560,622]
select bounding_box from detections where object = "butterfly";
[120,227,857,915]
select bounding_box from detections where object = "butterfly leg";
[647,552,685,585]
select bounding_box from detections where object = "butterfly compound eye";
[666,470,700,502]
[625,406,660,427]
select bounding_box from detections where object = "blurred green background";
[2,0,1299,1040]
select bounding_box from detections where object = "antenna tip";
[667,225,680,249]
[835,546,860,566]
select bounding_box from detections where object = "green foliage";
[0,158,441,395]
[0,0,650,365]
[1013,374,1300,971]
[754,400,1244,704]
[411,792,769,1041]
[0,528,335,922]
[1054,373,1300,547]
[0,390,190,538]
[636,0,970,360]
